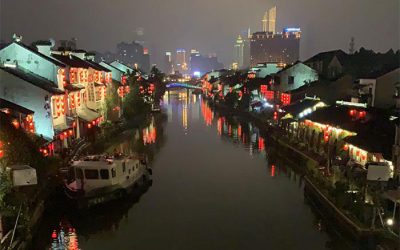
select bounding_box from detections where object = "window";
[122,162,126,172]
[52,98,57,117]
[288,76,294,85]
[84,169,99,179]
[88,83,95,102]
[111,168,116,178]
[100,169,109,180]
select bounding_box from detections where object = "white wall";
[250,63,280,78]
[0,43,61,84]
[0,70,55,139]
[272,63,319,93]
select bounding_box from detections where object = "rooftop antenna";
[349,37,355,54]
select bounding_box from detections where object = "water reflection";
[34,91,350,250]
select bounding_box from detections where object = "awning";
[54,122,70,132]
[77,108,100,122]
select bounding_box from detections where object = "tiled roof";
[304,50,349,66]
[1,67,64,94]
[99,61,125,74]
[51,54,92,68]
[85,60,111,72]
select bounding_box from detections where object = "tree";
[122,75,150,120]
[148,66,166,104]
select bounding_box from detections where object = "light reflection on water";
[36,90,351,250]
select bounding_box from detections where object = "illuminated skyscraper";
[163,51,174,74]
[262,6,277,33]
[234,35,244,68]
[268,6,276,34]
[176,49,187,72]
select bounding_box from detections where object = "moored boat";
[64,154,152,208]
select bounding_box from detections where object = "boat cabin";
[69,155,144,193]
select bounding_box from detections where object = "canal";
[34,90,351,249]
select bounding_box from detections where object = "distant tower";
[234,35,244,68]
[268,6,276,34]
[262,6,276,33]
[349,37,355,54]
[262,10,268,32]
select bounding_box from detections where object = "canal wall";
[209,101,394,248]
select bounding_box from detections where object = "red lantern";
[343,144,349,151]
[60,134,64,140]
[69,129,73,136]
[324,135,329,142]
[87,123,92,129]
[271,165,275,177]
[0,149,3,159]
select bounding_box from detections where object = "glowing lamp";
[69,130,73,136]
[12,120,20,129]
[59,134,64,140]
[324,135,329,142]
[0,150,3,158]
[52,231,57,239]
[343,144,349,151]
[87,123,92,129]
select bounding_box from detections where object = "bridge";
[166,82,202,90]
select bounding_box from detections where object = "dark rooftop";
[51,54,92,68]
[85,60,111,72]
[304,50,349,66]
[1,66,64,94]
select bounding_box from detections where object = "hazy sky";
[1,0,399,66]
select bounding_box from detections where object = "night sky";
[1,0,399,66]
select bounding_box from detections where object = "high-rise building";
[234,35,244,68]
[262,6,277,33]
[163,51,174,74]
[176,49,188,73]
[114,41,151,72]
[250,28,301,67]
[268,6,276,34]
[190,53,224,76]
[242,28,251,68]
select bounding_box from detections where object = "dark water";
[33,91,351,250]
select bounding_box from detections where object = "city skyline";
[1,0,399,66]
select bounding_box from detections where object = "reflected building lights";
[143,117,157,145]
[182,103,188,133]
